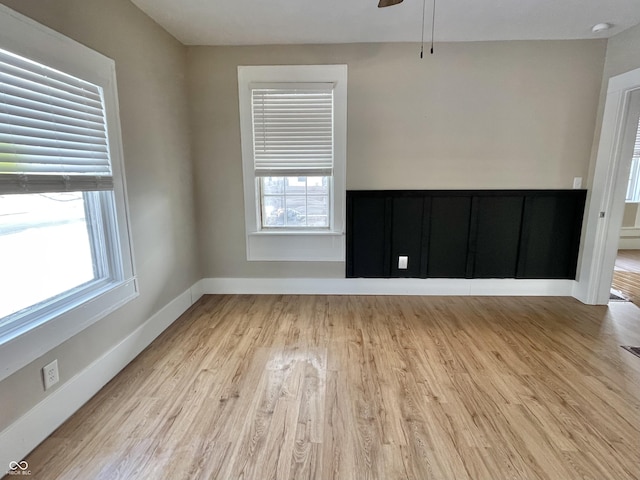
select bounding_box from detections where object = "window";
[261,176,330,228]
[238,65,347,261]
[626,118,640,202]
[0,192,96,320]
[0,5,136,380]
[252,86,333,229]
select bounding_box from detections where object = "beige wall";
[601,23,640,79]
[622,203,638,227]
[188,41,606,278]
[0,0,198,432]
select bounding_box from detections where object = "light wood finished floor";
[613,249,640,304]
[18,295,640,480]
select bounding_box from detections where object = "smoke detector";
[592,23,613,33]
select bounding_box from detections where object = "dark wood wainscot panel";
[346,190,587,280]
[346,192,390,278]
[517,193,586,279]
[427,195,471,278]
[472,195,524,278]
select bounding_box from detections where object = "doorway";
[611,250,640,303]
[610,97,640,305]
[575,69,640,305]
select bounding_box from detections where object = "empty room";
[1,0,640,479]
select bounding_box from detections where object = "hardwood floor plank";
[615,250,640,273]
[613,249,640,304]
[12,295,640,480]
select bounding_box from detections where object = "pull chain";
[431,0,436,54]
[420,0,436,57]
[420,0,426,58]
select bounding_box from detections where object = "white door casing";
[574,68,640,305]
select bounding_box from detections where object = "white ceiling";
[130,0,640,46]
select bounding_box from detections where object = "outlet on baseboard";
[42,359,59,390]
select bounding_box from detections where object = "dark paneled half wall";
[346,190,586,280]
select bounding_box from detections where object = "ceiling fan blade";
[378,0,403,7]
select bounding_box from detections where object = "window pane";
[627,158,640,202]
[285,177,307,195]
[0,193,96,319]
[262,177,284,195]
[284,196,307,226]
[263,196,285,226]
[307,196,329,227]
[307,176,329,195]
[260,176,330,228]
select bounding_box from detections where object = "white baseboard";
[190,278,206,304]
[0,282,203,474]
[200,277,576,297]
[619,228,640,249]
[618,239,640,249]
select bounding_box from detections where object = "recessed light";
[592,23,613,33]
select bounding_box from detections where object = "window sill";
[247,230,345,261]
[0,278,138,382]
[250,230,343,236]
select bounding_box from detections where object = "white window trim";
[238,65,347,262]
[0,5,137,382]
[626,170,640,203]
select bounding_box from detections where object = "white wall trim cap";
[574,66,640,304]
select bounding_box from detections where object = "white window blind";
[0,47,112,194]
[251,85,334,177]
[626,119,640,202]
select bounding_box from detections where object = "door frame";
[574,67,640,304]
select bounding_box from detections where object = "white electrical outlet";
[573,177,582,189]
[42,359,59,390]
[398,255,408,269]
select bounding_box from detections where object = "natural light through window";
[238,65,346,261]
[0,41,127,339]
[251,86,334,231]
[0,4,136,381]
[626,118,640,202]
[0,192,95,319]
[260,176,330,228]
